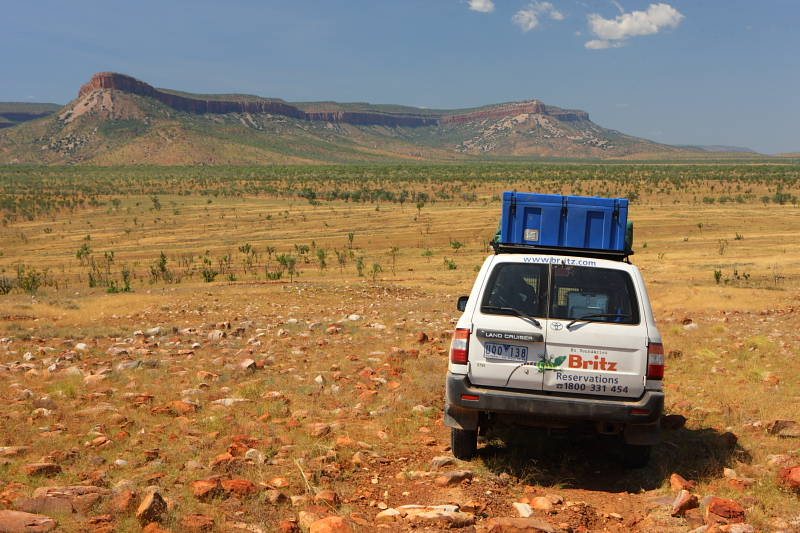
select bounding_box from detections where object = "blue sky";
[3,1,798,154]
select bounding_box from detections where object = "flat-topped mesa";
[439,101,547,125]
[78,72,564,127]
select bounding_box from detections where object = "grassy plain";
[1,163,800,531]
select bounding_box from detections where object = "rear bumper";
[445,372,663,431]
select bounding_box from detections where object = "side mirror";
[456,296,469,312]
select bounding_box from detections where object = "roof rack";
[491,241,632,263]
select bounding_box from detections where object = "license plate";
[484,342,528,362]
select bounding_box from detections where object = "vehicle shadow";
[476,424,749,493]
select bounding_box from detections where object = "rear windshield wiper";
[567,313,631,329]
[481,305,541,327]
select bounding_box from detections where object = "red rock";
[309,516,353,533]
[270,477,290,488]
[669,473,696,492]
[0,510,57,532]
[13,496,72,515]
[778,465,800,490]
[684,508,705,529]
[226,442,249,457]
[110,490,139,513]
[726,478,754,491]
[276,521,300,533]
[135,492,167,525]
[189,478,224,501]
[221,479,258,498]
[142,523,172,533]
[178,513,214,532]
[485,517,557,532]
[313,490,340,508]
[307,423,331,438]
[434,470,473,487]
[766,419,800,437]
[416,332,429,343]
[0,447,31,458]
[167,401,197,415]
[705,497,745,525]
[86,514,115,533]
[20,463,61,477]
[671,490,698,517]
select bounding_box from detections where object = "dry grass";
[2,171,800,531]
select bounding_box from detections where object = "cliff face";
[78,73,570,127]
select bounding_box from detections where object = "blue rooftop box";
[500,192,628,252]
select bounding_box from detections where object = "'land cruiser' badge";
[476,329,543,342]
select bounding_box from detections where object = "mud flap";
[623,421,660,445]
[444,403,479,431]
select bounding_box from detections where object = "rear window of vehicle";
[550,265,639,324]
[481,262,640,324]
[482,263,547,318]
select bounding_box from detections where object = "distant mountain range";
[0,72,756,165]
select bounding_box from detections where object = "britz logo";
[568,354,617,371]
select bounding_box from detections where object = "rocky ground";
[1,281,799,533]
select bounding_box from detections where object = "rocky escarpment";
[78,72,570,127]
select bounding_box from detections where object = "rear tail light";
[450,328,470,365]
[647,342,664,380]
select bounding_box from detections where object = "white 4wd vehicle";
[445,244,664,468]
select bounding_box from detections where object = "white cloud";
[468,0,495,13]
[585,39,626,49]
[585,3,684,48]
[512,2,564,32]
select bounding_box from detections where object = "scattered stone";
[434,470,473,487]
[309,515,353,533]
[429,456,456,470]
[265,476,288,488]
[0,510,58,533]
[178,513,215,533]
[684,508,705,529]
[110,490,140,513]
[766,419,800,437]
[513,502,534,518]
[671,489,698,517]
[221,479,259,499]
[307,423,331,438]
[141,523,172,533]
[529,497,555,512]
[190,478,225,501]
[485,517,556,532]
[351,452,368,467]
[375,508,401,522]
[406,510,474,528]
[313,490,340,508]
[705,496,746,525]
[13,496,72,516]
[20,463,61,477]
[778,465,800,491]
[0,447,31,458]
[276,521,300,533]
[86,514,115,533]
[136,491,167,525]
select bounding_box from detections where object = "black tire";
[451,428,478,460]
[621,444,651,469]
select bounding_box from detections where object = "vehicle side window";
[482,263,546,318]
[550,265,639,324]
